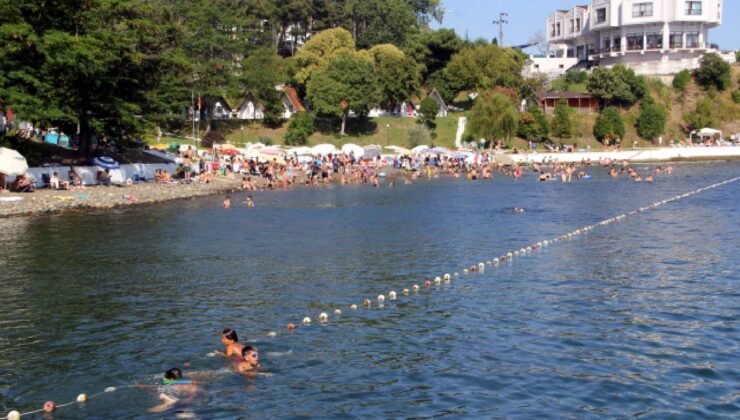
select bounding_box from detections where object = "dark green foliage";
[467,91,518,146]
[550,99,573,140]
[517,104,549,142]
[284,112,315,146]
[732,90,740,104]
[417,98,439,131]
[695,53,732,91]
[683,97,717,131]
[587,65,646,106]
[636,96,668,140]
[593,107,624,144]
[672,70,692,92]
[564,70,588,85]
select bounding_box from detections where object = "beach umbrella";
[341,143,364,157]
[246,142,266,150]
[385,145,410,154]
[411,145,429,154]
[311,143,338,156]
[363,144,382,159]
[286,146,312,156]
[221,149,240,156]
[91,156,120,169]
[261,147,286,156]
[0,147,29,176]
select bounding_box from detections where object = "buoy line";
[3,176,738,420]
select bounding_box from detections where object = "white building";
[546,0,724,76]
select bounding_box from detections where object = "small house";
[428,89,448,118]
[535,90,599,114]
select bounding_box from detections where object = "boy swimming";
[216,328,245,357]
[235,346,261,374]
[148,367,201,413]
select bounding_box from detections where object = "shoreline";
[3,147,740,219]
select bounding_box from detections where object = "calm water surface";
[0,162,738,419]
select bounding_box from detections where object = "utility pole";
[492,12,508,46]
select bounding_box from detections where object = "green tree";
[672,69,692,91]
[240,49,288,125]
[636,96,668,140]
[368,44,419,111]
[564,70,588,85]
[306,52,380,135]
[284,112,315,145]
[695,53,732,91]
[593,107,625,144]
[587,65,646,106]
[683,97,717,131]
[291,28,356,87]
[417,97,440,131]
[467,91,518,147]
[444,44,525,94]
[517,104,548,142]
[550,99,574,140]
[732,90,740,104]
[402,28,463,83]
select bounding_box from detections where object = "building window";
[596,8,607,23]
[670,32,683,48]
[613,36,621,51]
[686,31,700,47]
[646,33,663,49]
[551,24,556,37]
[587,44,595,55]
[569,19,574,33]
[685,1,702,15]
[557,23,561,36]
[534,64,540,69]
[576,18,581,32]
[627,34,643,50]
[633,3,653,17]
[603,38,611,51]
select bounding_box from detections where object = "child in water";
[148,367,201,413]
[244,195,254,207]
[216,328,245,357]
[236,346,261,374]
[223,196,231,208]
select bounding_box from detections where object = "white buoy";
[507,252,513,258]
[413,284,420,291]
[77,394,88,402]
[389,291,397,300]
[454,272,459,277]
[7,411,20,420]
[403,288,410,295]
[478,263,485,270]
[444,273,451,280]
[537,242,542,247]
[520,248,526,254]
[486,261,492,265]
[377,294,385,302]
[350,304,358,310]
[334,309,342,315]
[319,312,329,322]
[514,251,519,256]
[104,387,116,393]
[493,258,499,264]
[463,269,468,274]
[303,317,311,324]
[526,246,532,252]
[434,277,442,285]
[267,331,277,337]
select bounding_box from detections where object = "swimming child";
[223,196,231,208]
[216,328,245,357]
[244,196,254,208]
[148,368,201,413]
[236,346,261,374]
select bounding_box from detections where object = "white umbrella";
[411,145,429,154]
[311,143,338,156]
[0,147,29,176]
[286,146,312,156]
[341,143,364,157]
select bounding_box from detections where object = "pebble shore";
[0,178,252,218]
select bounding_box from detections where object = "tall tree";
[695,52,732,91]
[368,44,419,111]
[444,44,525,94]
[636,96,668,140]
[550,99,574,140]
[291,27,355,87]
[587,65,646,107]
[593,106,625,144]
[467,91,518,147]
[306,52,380,135]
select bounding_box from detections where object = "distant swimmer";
[148,368,202,413]
[223,196,231,209]
[244,195,254,207]
[216,328,245,358]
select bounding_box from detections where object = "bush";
[587,65,646,106]
[257,136,273,146]
[683,97,717,131]
[550,98,573,140]
[732,90,740,104]
[593,107,625,144]
[517,104,549,141]
[695,53,732,91]
[672,69,691,91]
[408,126,430,148]
[201,130,225,148]
[564,69,588,85]
[636,96,668,140]
[417,97,440,131]
[284,112,315,146]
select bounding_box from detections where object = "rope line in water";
[3,176,738,420]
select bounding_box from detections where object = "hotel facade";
[545,0,725,76]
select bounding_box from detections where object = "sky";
[433,0,739,51]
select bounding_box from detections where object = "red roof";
[283,86,305,112]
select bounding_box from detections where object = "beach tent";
[341,143,364,157]
[311,144,338,156]
[411,145,429,154]
[691,128,723,143]
[363,144,382,160]
[0,147,29,176]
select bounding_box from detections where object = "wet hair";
[222,328,238,342]
[165,368,183,380]
[241,346,256,357]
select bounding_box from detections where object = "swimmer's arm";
[148,394,178,413]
